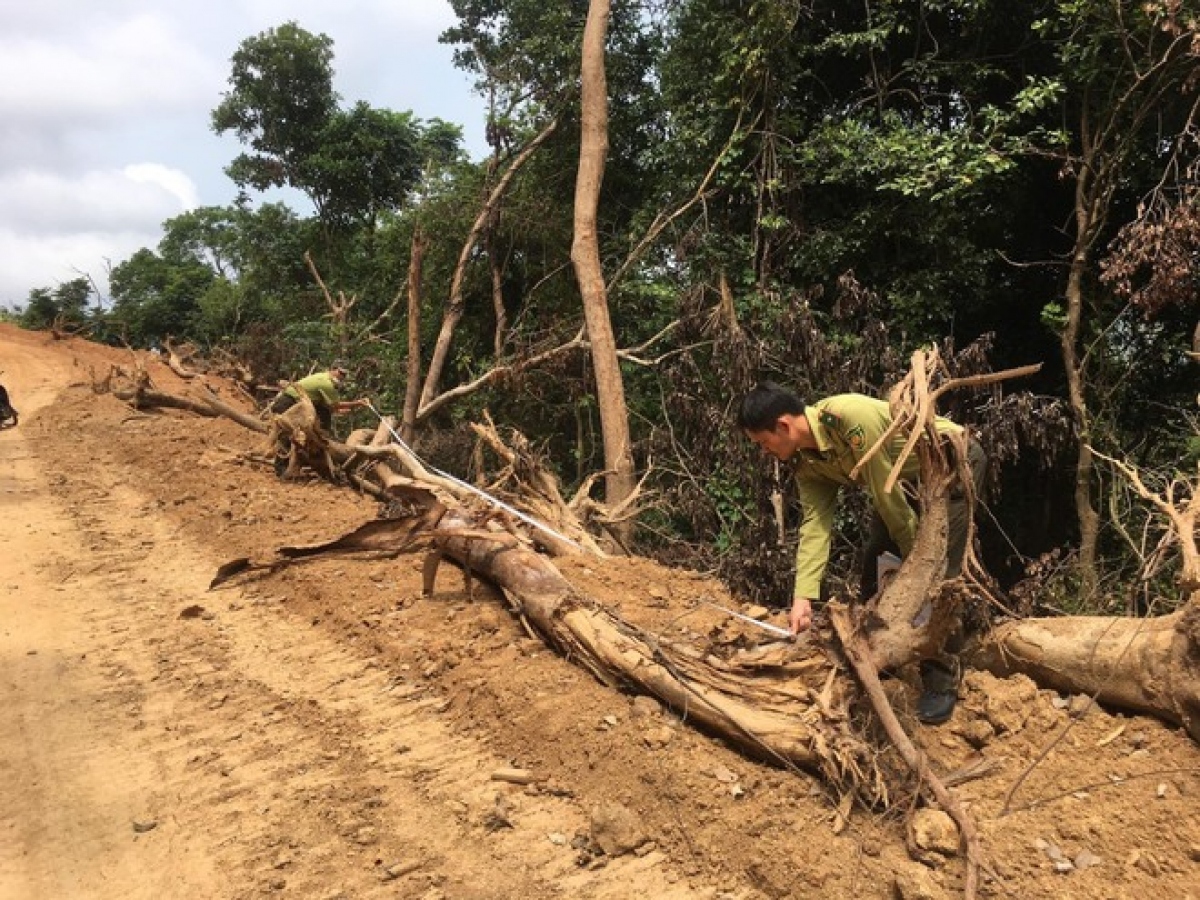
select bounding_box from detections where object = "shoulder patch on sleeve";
[845,424,866,451]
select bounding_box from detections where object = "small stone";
[894,864,950,900]
[1127,849,1164,877]
[642,726,675,749]
[548,832,568,845]
[630,696,661,719]
[490,767,535,785]
[590,802,648,857]
[131,819,157,834]
[602,715,619,727]
[910,809,959,857]
[1068,695,1095,718]
[1074,850,1102,870]
[968,671,1038,734]
[956,719,995,749]
[381,861,421,881]
[1186,844,1200,863]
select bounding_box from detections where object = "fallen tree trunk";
[422,509,888,801]
[973,601,1200,740]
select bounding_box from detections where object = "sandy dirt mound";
[1,322,1197,900]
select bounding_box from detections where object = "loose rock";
[630,696,661,719]
[894,864,950,900]
[590,802,648,857]
[909,809,959,857]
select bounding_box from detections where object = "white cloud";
[0,167,194,236]
[0,15,218,128]
[0,1,485,310]
[0,229,160,306]
[0,166,196,304]
[124,164,200,211]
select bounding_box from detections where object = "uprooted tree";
[99,346,1198,900]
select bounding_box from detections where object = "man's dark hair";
[737,381,805,432]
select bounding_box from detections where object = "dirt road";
[1,323,1197,900]
[0,329,701,899]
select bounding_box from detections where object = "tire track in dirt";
[1,332,708,899]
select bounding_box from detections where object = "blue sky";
[0,0,487,308]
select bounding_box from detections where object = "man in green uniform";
[737,381,986,724]
[267,361,370,432]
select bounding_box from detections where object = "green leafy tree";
[18,278,93,331]
[211,22,338,201]
[108,248,215,346]
[212,22,438,232]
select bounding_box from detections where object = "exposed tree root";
[831,605,992,900]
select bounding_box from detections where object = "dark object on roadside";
[0,383,18,428]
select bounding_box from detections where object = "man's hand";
[789,597,813,635]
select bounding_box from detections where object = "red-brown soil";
[1,322,1197,900]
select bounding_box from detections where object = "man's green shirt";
[284,372,340,409]
[791,393,961,601]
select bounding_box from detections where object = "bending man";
[268,361,369,433]
[737,382,986,724]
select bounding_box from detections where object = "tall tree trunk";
[489,223,507,358]
[401,229,427,443]
[1062,166,1102,596]
[572,0,635,514]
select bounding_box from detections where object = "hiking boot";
[917,659,960,725]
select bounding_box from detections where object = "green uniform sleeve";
[793,474,838,600]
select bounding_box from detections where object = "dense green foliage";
[13,4,1200,612]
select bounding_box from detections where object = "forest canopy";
[10,1,1200,616]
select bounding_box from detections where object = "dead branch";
[1092,445,1198,591]
[162,337,203,379]
[306,250,356,358]
[417,327,587,423]
[421,117,560,409]
[469,413,609,555]
[607,107,757,292]
[402,228,428,443]
[849,358,1042,487]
